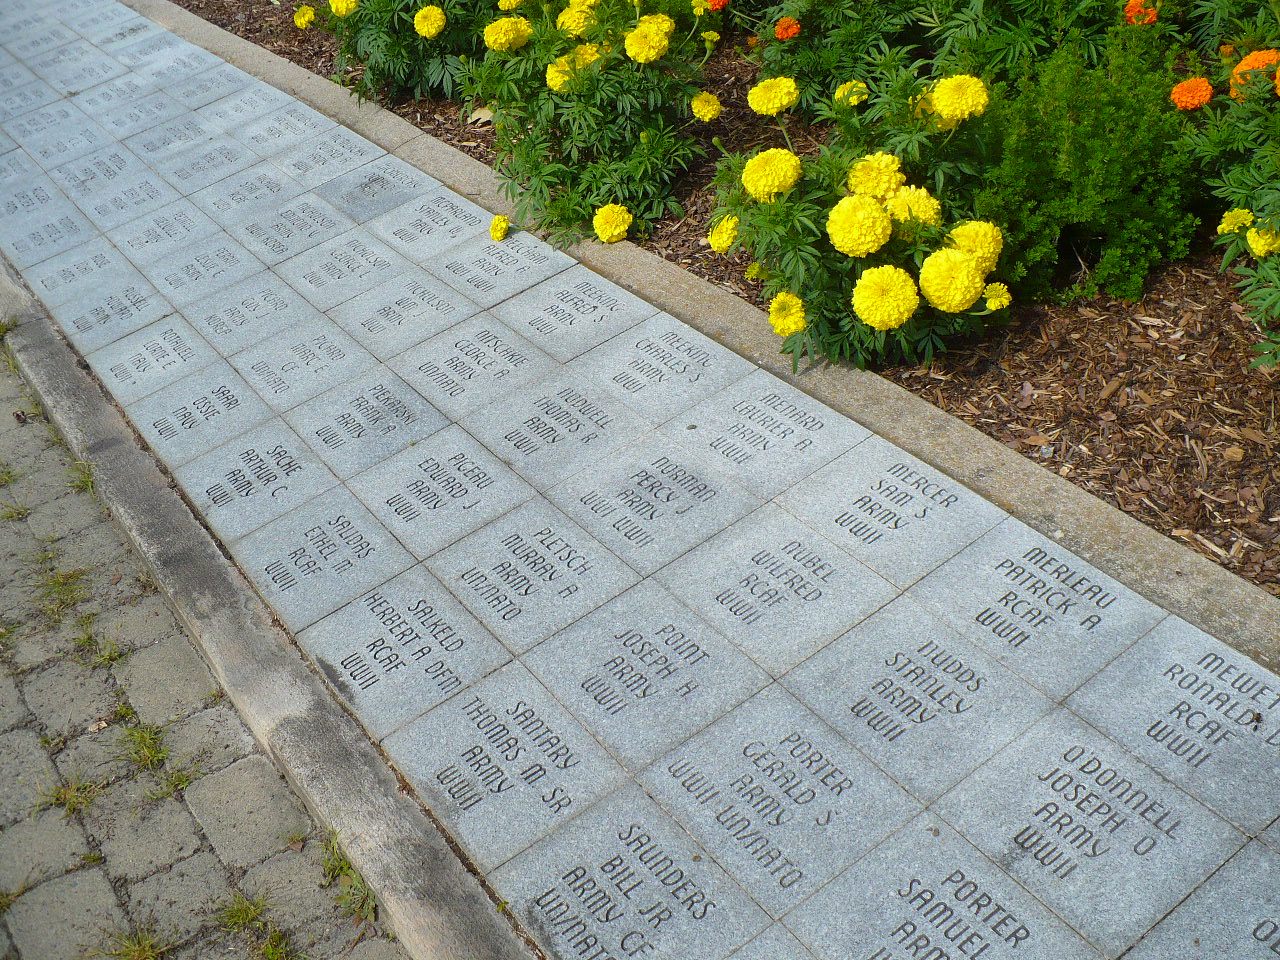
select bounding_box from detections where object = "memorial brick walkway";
[1,0,1278,957]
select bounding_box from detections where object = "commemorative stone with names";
[548,434,761,577]
[86,316,218,406]
[349,424,535,561]
[49,144,149,199]
[166,62,251,110]
[68,4,141,42]
[367,189,488,261]
[136,45,223,88]
[427,498,639,654]
[786,812,1105,960]
[66,74,154,115]
[123,115,214,162]
[489,264,657,363]
[0,127,15,154]
[97,91,187,139]
[27,40,126,93]
[49,271,171,353]
[390,313,557,420]
[783,595,1053,803]
[490,784,770,960]
[575,313,754,427]
[83,15,153,51]
[1067,616,1280,833]
[524,581,770,770]
[190,162,304,226]
[909,519,1166,700]
[24,237,137,306]
[0,173,63,222]
[296,566,510,741]
[330,272,480,360]
[174,418,338,542]
[229,317,374,412]
[236,102,335,158]
[108,27,188,67]
[270,127,384,189]
[9,113,111,169]
[381,660,627,870]
[0,148,42,186]
[180,270,325,357]
[274,230,411,311]
[658,504,899,675]
[78,171,180,231]
[726,925,816,960]
[781,436,1007,589]
[226,193,354,266]
[462,371,649,487]
[108,200,221,267]
[0,80,61,124]
[230,485,414,631]
[936,708,1245,957]
[194,83,292,134]
[313,154,440,223]
[427,230,573,310]
[140,234,264,307]
[661,370,869,499]
[125,361,272,468]
[151,136,258,194]
[5,25,77,60]
[0,193,93,268]
[0,62,35,96]
[641,683,920,919]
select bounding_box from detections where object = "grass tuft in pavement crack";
[215,891,270,932]
[146,760,200,801]
[321,831,377,925]
[118,723,168,771]
[38,773,106,817]
[0,462,16,487]
[35,561,89,623]
[74,614,128,668]
[1,501,30,521]
[69,459,96,498]
[91,924,175,960]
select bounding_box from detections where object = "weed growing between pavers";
[74,614,129,668]
[321,831,377,926]
[91,924,175,960]
[0,463,17,487]
[216,891,270,931]
[214,893,306,960]
[1,501,31,521]
[145,761,200,802]
[69,460,97,499]
[118,724,168,772]
[0,882,30,915]
[37,772,106,817]
[34,560,89,624]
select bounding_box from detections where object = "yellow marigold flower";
[546,46,598,90]
[1247,227,1280,259]
[547,56,572,92]
[329,0,358,17]
[692,0,708,14]
[625,22,669,63]
[638,13,676,34]
[826,195,891,258]
[294,4,315,28]
[885,185,941,228]
[594,204,632,243]
[484,16,532,51]
[919,247,985,312]
[834,80,869,106]
[744,262,764,281]
[413,5,446,37]
[930,75,989,123]
[1218,208,1254,234]
[768,292,806,337]
[747,77,800,116]
[847,152,905,201]
[490,216,510,242]
[708,214,738,253]
[853,265,919,331]
[948,221,1002,274]
[499,0,523,8]
[691,91,722,122]
[557,2,593,35]
[984,282,1012,311]
[702,30,720,47]
[740,148,802,203]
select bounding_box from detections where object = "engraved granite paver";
[179,270,326,356]
[108,25,191,67]
[235,101,335,158]
[332,271,480,360]
[165,62,251,110]
[135,43,221,87]
[189,161,305,226]
[47,269,172,353]
[139,233,265,307]
[382,660,628,870]
[76,169,181,232]
[0,62,36,95]
[0,181,95,268]
[312,154,440,223]
[23,236,136,306]
[0,79,61,124]
[96,89,185,137]
[84,315,219,406]
[122,114,214,162]
[49,143,149,199]
[194,82,292,134]
[296,566,511,740]
[269,127,384,188]
[366,188,488,261]
[274,229,412,311]
[225,192,354,266]
[935,708,1245,957]
[1067,616,1280,833]
[7,107,112,168]
[426,230,574,310]
[107,199,221,267]
[726,926,816,960]
[27,39,127,94]
[65,74,155,115]
[229,317,375,412]
[151,135,259,194]
[1264,816,1280,851]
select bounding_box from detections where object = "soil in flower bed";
[165,0,1279,598]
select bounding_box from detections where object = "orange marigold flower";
[1220,44,1235,58]
[774,16,800,40]
[1170,77,1213,110]
[708,0,728,10]
[1123,0,1156,24]
[1230,48,1280,99]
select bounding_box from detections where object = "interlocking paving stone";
[333,271,481,360]
[783,594,1054,803]
[235,101,336,157]
[194,81,293,134]
[524,581,770,771]
[935,708,1245,957]
[225,192,355,266]
[427,497,640,654]
[1067,616,1280,833]
[189,160,305,226]
[47,267,172,353]
[787,812,1105,960]
[349,423,536,560]
[180,269,326,357]
[382,660,628,870]
[107,198,222,267]
[657,503,899,675]
[312,153,441,223]
[641,683,921,918]
[84,314,219,405]
[908,518,1167,700]
[726,925,816,960]
[269,126,385,188]
[274,229,412,311]
[427,230,574,310]
[229,316,376,411]
[366,188,489,261]
[491,783,770,960]
[297,566,511,740]
[150,133,259,193]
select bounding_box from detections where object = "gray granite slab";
[3,24,76,60]
[229,316,376,412]
[49,143,149,199]
[165,62,252,110]
[426,230,574,311]
[787,811,1105,960]
[0,148,41,184]
[462,371,650,488]
[1263,816,1280,851]
[85,316,219,406]
[727,926,815,960]
[389,313,557,421]
[0,79,61,124]
[573,312,755,425]
[174,418,340,543]
[23,237,133,307]
[26,39,127,94]
[79,13,154,50]
[46,270,173,353]
[490,784,770,960]
[0,173,62,222]
[67,3,141,43]
[0,62,36,95]
[135,45,223,88]
[427,498,639,654]
[193,82,293,134]
[0,128,15,154]
[188,161,305,226]
[65,73,155,116]
[657,504,899,676]
[381,660,628,870]
[548,433,762,577]
[6,104,113,168]
[179,270,326,357]
[150,135,260,194]
[274,229,412,311]
[269,127,384,189]
[780,435,1008,589]
[138,234,265,307]
[348,424,536,561]
[312,154,441,223]
[122,116,215,163]
[229,485,416,629]
[660,370,870,500]
[124,361,274,469]
[489,263,657,363]
[284,367,448,478]
[296,566,511,741]
[641,683,921,918]
[97,91,188,139]
[105,25,190,67]
[107,199,222,268]
[0,190,94,269]
[331,272,480,360]
[936,707,1245,957]
[78,171,182,232]
[783,594,1053,803]
[225,193,355,266]
[366,188,489,261]
[908,519,1167,700]
[235,102,336,158]
[1067,616,1280,834]
[525,581,770,771]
